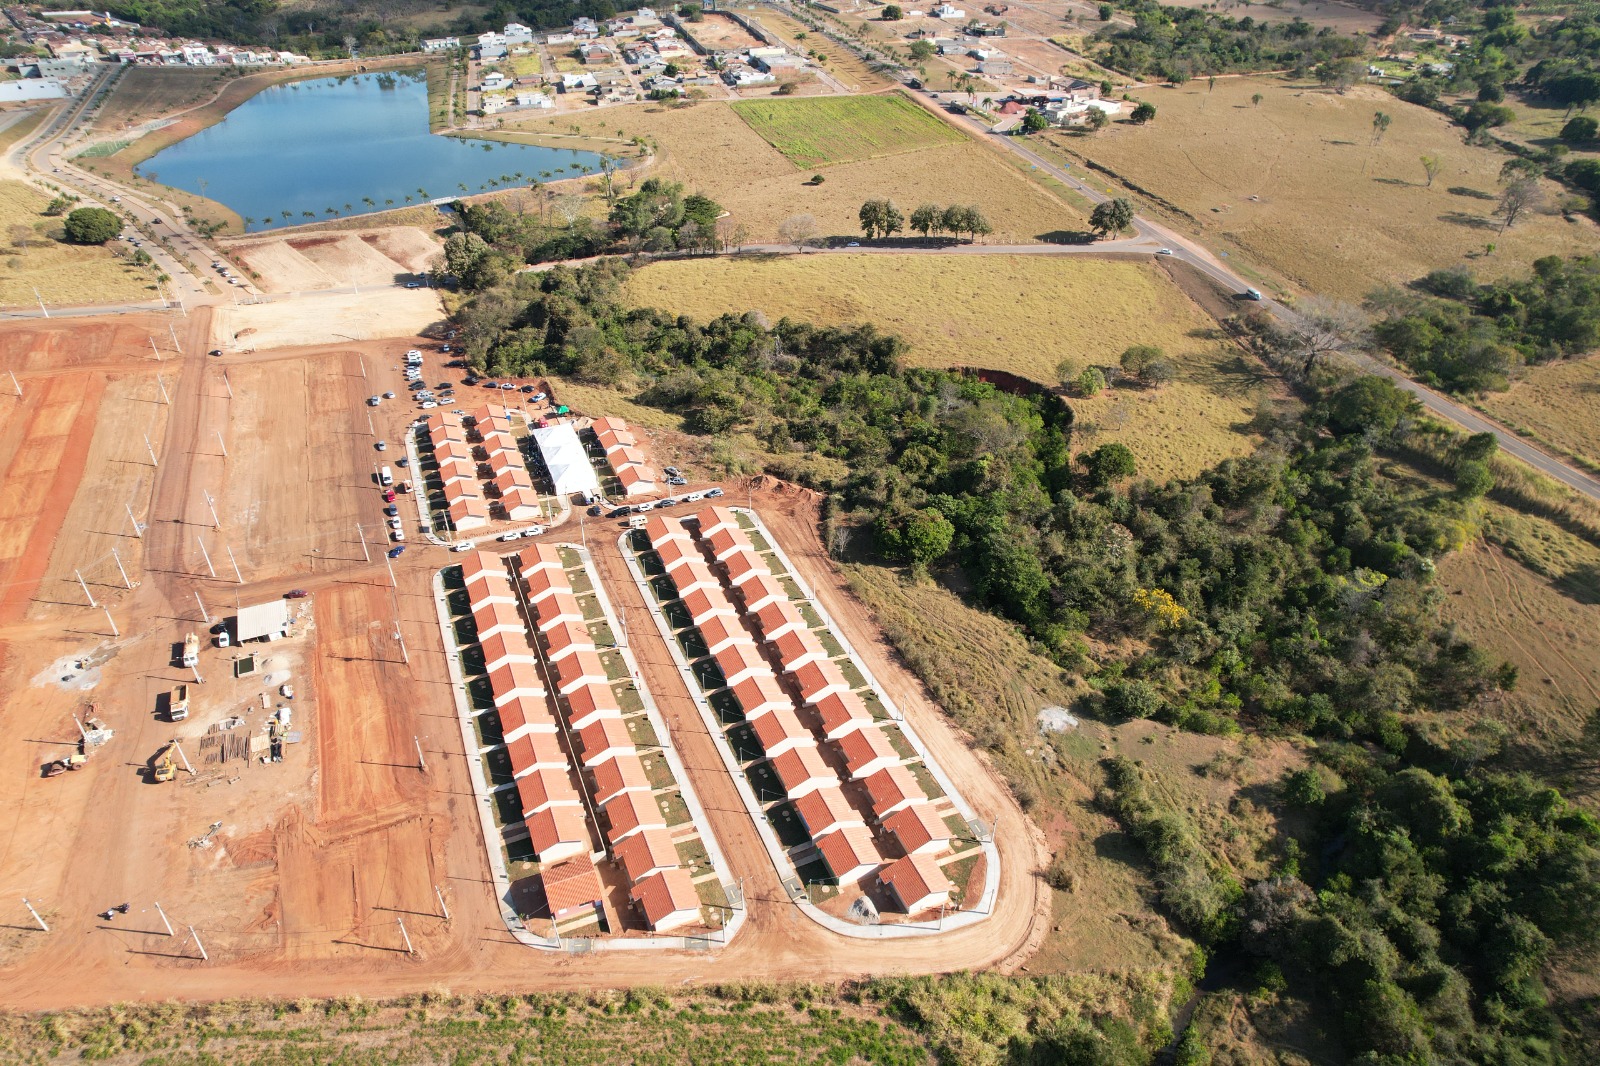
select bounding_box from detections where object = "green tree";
[1326,375,1416,437]
[1022,109,1049,133]
[910,202,941,238]
[680,2,703,20]
[1098,2,1113,19]
[1129,101,1156,124]
[1119,344,1163,377]
[62,206,120,244]
[1458,431,1497,462]
[1420,154,1442,187]
[1454,459,1494,498]
[1104,678,1162,718]
[42,194,75,217]
[1371,110,1391,145]
[908,39,935,62]
[881,3,903,18]
[876,507,954,570]
[1251,92,1263,107]
[1559,115,1597,143]
[1082,442,1137,487]
[1282,768,1325,807]
[1077,366,1106,395]
[1086,107,1110,131]
[1462,102,1515,133]
[1088,197,1134,239]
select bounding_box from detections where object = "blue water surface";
[137,70,601,232]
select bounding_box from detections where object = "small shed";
[631,867,700,932]
[878,852,953,914]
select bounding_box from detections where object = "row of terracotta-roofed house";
[426,405,541,534]
[591,416,658,499]
[510,544,703,934]
[647,509,956,915]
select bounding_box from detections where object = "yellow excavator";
[152,743,177,784]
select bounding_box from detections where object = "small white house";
[422,37,460,51]
[934,3,966,17]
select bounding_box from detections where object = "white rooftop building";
[235,600,292,642]
[531,424,602,499]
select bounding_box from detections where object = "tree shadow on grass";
[1555,562,1600,606]
[1373,176,1415,187]
[1438,211,1500,231]
[1036,229,1097,244]
[1187,350,1273,398]
[1448,185,1497,201]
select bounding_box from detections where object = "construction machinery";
[181,632,199,668]
[152,743,177,783]
[43,753,86,778]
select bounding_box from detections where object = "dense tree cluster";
[1092,0,1366,82]
[1369,254,1600,393]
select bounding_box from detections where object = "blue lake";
[136,70,603,232]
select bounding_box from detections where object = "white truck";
[379,465,394,486]
[181,632,199,668]
[170,683,190,722]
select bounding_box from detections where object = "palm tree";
[301,211,315,219]
[243,216,255,227]
[281,210,292,221]
[362,197,375,207]
[385,198,394,206]
[325,207,337,216]
[343,203,352,212]
[457,182,469,193]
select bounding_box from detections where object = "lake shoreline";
[126,67,607,234]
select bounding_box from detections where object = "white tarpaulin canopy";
[532,424,601,499]
[235,599,291,642]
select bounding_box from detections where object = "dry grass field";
[1035,77,1598,300]
[0,180,154,307]
[730,94,966,168]
[501,101,1084,243]
[1476,355,1600,469]
[625,254,1267,480]
[1436,523,1600,809]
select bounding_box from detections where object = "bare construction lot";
[0,307,1044,1011]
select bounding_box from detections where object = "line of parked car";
[590,485,725,521]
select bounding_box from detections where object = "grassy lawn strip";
[729,93,964,169]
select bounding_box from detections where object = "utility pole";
[169,322,182,353]
[397,915,414,955]
[355,522,370,563]
[74,569,97,607]
[222,371,233,399]
[149,336,160,360]
[32,286,47,318]
[216,430,227,457]
[395,623,409,665]
[153,901,173,936]
[188,925,207,960]
[225,544,242,584]
[8,369,21,398]
[194,591,209,623]
[358,353,366,379]
[197,536,216,578]
[22,898,47,932]
[434,885,450,921]
[111,547,132,589]
[143,431,158,466]
[414,736,426,772]
[173,741,195,775]
[203,489,220,528]
[102,605,118,637]
[385,550,397,588]
[155,373,170,404]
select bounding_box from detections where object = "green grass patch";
[729,93,964,169]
